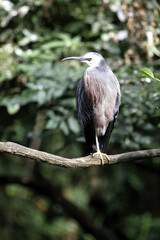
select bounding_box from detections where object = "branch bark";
[0,141,160,167]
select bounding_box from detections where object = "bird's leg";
[92,136,110,165]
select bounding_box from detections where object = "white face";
[81,52,103,67]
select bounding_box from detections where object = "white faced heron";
[62,52,121,164]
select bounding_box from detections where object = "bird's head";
[62,52,105,68]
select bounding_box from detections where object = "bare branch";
[0,141,160,167]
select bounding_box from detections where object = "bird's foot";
[92,151,110,165]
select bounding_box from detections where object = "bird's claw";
[92,151,110,165]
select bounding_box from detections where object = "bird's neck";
[87,62,108,72]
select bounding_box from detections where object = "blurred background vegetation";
[0,0,160,239]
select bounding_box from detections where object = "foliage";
[0,0,160,240]
[141,67,160,82]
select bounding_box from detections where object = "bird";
[62,52,121,164]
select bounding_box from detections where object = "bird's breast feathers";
[84,71,105,106]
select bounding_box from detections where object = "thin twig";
[153,0,160,11]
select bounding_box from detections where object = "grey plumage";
[62,52,121,155]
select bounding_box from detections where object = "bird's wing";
[76,78,91,127]
[114,91,121,119]
[98,92,121,153]
[97,68,121,153]
[76,78,96,153]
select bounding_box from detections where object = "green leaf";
[7,103,20,115]
[36,90,47,106]
[68,116,80,134]
[41,41,65,50]
[141,68,154,78]
[141,68,160,81]
[59,121,69,135]
[46,112,60,130]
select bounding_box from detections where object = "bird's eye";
[88,58,92,61]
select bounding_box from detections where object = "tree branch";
[0,141,160,167]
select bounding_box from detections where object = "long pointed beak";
[61,56,86,62]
